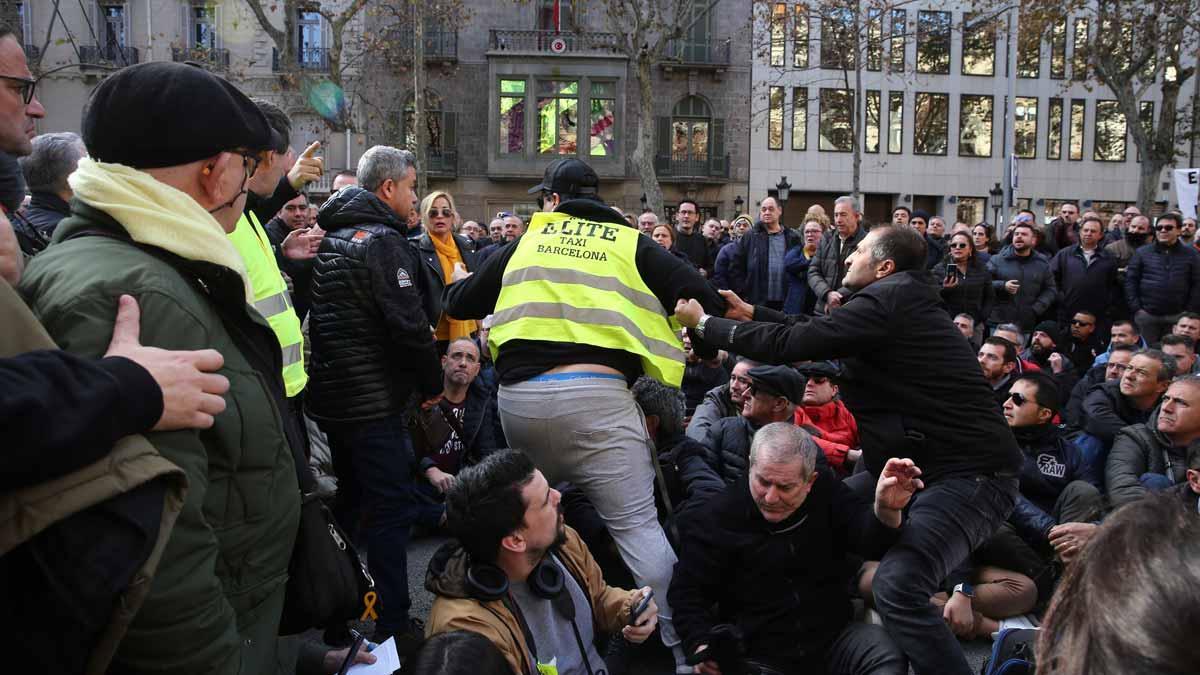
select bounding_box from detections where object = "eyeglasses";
[0,74,37,105]
[949,242,970,249]
[1155,224,1177,232]
[1070,319,1094,327]
[428,208,453,218]
[1107,363,1131,374]
[235,151,261,180]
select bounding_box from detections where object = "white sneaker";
[990,614,1038,640]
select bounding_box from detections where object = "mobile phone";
[627,589,655,626]
[336,629,366,675]
[944,266,958,283]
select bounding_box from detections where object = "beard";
[1125,230,1149,246]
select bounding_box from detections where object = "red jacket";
[795,400,860,474]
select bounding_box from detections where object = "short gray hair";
[632,377,686,438]
[638,212,658,224]
[20,132,86,194]
[749,422,818,478]
[357,145,415,193]
[954,313,976,328]
[1132,348,1178,382]
[834,195,860,213]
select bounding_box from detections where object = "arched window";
[672,96,711,162]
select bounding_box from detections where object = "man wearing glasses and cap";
[443,157,725,672]
[1124,212,1200,346]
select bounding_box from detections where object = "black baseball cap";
[83,61,275,169]
[528,158,600,196]
[747,365,805,405]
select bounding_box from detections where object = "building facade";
[20,0,753,225]
[749,1,1199,228]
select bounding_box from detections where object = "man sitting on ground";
[979,336,1019,406]
[1162,334,1198,375]
[793,361,861,476]
[1081,349,1174,451]
[426,451,659,675]
[1022,320,1079,396]
[670,423,911,675]
[1107,375,1200,508]
[1065,344,1135,431]
[1174,312,1200,342]
[685,357,758,443]
[1092,319,1146,368]
[1063,311,1104,378]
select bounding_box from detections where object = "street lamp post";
[775,177,792,224]
[733,194,744,218]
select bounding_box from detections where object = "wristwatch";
[695,313,710,339]
[953,582,975,599]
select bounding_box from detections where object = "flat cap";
[83,62,274,169]
[747,365,805,405]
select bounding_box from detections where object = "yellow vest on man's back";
[488,211,685,387]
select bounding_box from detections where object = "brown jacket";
[425,526,640,675]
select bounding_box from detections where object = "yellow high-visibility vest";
[489,211,685,387]
[228,212,307,397]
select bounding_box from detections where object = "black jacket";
[308,186,442,422]
[1008,424,1101,545]
[925,234,948,270]
[700,415,759,485]
[1050,244,1120,323]
[986,246,1057,330]
[807,226,866,314]
[726,220,803,306]
[930,258,993,326]
[1062,333,1106,378]
[668,471,898,664]
[674,228,710,272]
[412,378,498,475]
[702,271,1023,483]
[1106,409,1191,509]
[442,199,725,385]
[20,192,71,246]
[1124,240,1200,315]
[1081,379,1154,447]
[410,231,480,332]
[1065,366,1107,430]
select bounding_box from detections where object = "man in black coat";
[670,423,913,675]
[727,196,802,309]
[809,196,867,314]
[1050,215,1120,333]
[676,224,1022,675]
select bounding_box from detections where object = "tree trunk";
[413,1,429,197]
[632,51,664,216]
[851,2,863,204]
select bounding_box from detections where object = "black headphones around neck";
[466,553,565,602]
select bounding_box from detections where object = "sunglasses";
[949,242,970,249]
[428,208,453,218]
[0,74,37,105]
[1155,224,1177,232]
[1007,392,1030,406]
[1069,319,1094,327]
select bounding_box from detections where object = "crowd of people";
[3,26,1200,675]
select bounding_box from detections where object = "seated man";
[953,313,979,350]
[1021,320,1079,396]
[1091,319,1146,368]
[1065,344,1135,431]
[1107,375,1200,508]
[426,450,659,675]
[979,336,1019,406]
[794,361,861,475]
[1082,349,1174,450]
[1172,441,1200,511]
[686,364,804,488]
[993,323,1042,374]
[410,337,499,530]
[1063,311,1105,378]
[1174,312,1200,342]
[681,330,730,417]
[1162,334,1198,375]
[686,357,757,442]
[669,423,911,675]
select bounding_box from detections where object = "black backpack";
[981,628,1038,675]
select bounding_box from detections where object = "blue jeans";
[322,416,418,634]
[872,475,1018,675]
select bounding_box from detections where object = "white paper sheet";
[346,637,400,675]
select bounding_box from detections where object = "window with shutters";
[402,90,457,174]
[657,96,726,178]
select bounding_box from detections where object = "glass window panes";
[589,83,616,157]
[914,92,949,155]
[819,88,854,152]
[537,80,579,155]
[959,95,993,157]
[191,5,217,50]
[1017,16,1040,78]
[889,10,905,73]
[916,11,951,74]
[768,86,784,150]
[672,96,711,164]
[1072,19,1089,80]
[1137,101,1154,161]
[1069,99,1086,161]
[499,79,526,154]
[821,8,855,70]
[865,90,881,153]
[1094,100,1127,162]
[1047,98,1063,160]
[957,197,987,227]
[962,13,995,76]
[1014,97,1038,159]
[1050,17,1066,79]
[792,87,807,151]
[793,6,808,68]
[888,92,904,154]
[101,4,127,49]
[770,3,786,67]
[866,10,882,71]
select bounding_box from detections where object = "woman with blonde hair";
[413,190,478,350]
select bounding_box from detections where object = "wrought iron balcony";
[172,46,231,68]
[662,38,731,71]
[426,149,458,176]
[488,30,622,56]
[79,45,140,68]
[653,154,731,181]
[425,29,457,62]
[272,46,331,72]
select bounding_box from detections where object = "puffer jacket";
[986,245,1057,329]
[930,258,993,325]
[19,204,302,675]
[795,399,860,474]
[1008,424,1101,545]
[1082,379,1155,447]
[727,221,803,305]
[410,231,479,330]
[1124,240,1200,316]
[808,226,867,314]
[1050,244,1120,323]
[685,383,738,443]
[1106,408,1192,508]
[701,415,760,485]
[425,527,640,675]
[308,187,442,422]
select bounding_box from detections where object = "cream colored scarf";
[69,158,254,301]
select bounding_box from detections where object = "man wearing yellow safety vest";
[442,158,725,672]
[227,99,326,428]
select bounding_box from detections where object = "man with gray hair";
[670,422,916,675]
[17,131,86,248]
[809,195,867,314]
[308,144,443,655]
